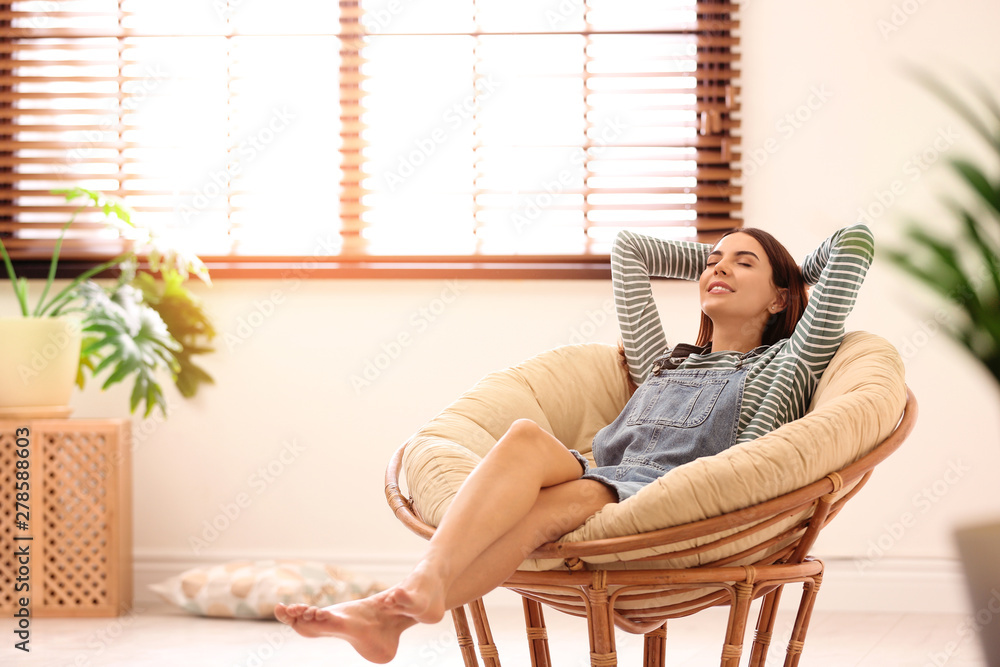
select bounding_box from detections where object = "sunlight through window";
[2,0,740,266]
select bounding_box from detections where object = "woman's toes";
[275,603,313,623]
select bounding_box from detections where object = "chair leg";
[522,597,552,667]
[587,571,618,667]
[469,597,502,667]
[451,605,480,667]
[642,623,667,667]
[749,586,783,667]
[721,580,756,667]
[784,566,824,667]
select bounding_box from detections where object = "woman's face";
[699,232,787,329]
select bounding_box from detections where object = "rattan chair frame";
[385,387,917,667]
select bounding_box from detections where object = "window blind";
[0,0,741,268]
[0,0,345,260]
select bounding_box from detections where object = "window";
[0,0,741,278]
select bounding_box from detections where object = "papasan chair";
[385,330,917,667]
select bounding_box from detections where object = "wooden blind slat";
[338,0,368,235]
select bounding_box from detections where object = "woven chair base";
[451,559,824,667]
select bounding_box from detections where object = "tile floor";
[4,596,988,667]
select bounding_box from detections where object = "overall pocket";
[625,374,729,428]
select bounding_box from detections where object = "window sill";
[200,255,612,279]
[4,255,614,281]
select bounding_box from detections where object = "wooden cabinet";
[1,420,132,617]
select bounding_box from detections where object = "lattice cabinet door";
[1,420,132,618]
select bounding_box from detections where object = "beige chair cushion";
[402,331,907,579]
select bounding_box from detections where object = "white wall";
[739,0,1000,558]
[3,0,999,615]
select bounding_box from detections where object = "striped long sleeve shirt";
[610,223,875,444]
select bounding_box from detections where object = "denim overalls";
[573,348,757,502]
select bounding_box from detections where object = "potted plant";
[0,187,215,418]
[882,68,1000,666]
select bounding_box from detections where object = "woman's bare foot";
[274,594,415,664]
[385,563,448,624]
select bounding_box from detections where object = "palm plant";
[882,68,1000,384]
[878,67,1000,667]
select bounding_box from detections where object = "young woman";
[274,222,875,663]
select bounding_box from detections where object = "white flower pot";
[0,316,82,418]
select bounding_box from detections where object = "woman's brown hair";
[694,227,808,349]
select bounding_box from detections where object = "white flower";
[145,238,212,285]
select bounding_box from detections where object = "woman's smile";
[707,281,735,294]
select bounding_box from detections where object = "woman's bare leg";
[275,419,616,661]
[387,418,602,623]
[275,476,612,661]
[437,475,615,610]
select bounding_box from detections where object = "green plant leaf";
[130,270,215,399]
[882,247,961,300]
[902,225,969,284]
[75,338,98,389]
[36,251,134,317]
[14,278,31,314]
[965,72,1000,130]
[174,352,216,398]
[903,225,1000,341]
[884,244,1000,364]
[950,158,1000,219]
[887,222,1000,346]
[129,373,147,414]
[77,282,180,418]
[90,346,124,374]
[34,201,84,317]
[946,200,1000,302]
[887,69,1000,388]
[145,381,167,418]
[985,350,1000,381]
[54,186,134,227]
[0,237,29,316]
[29,188,138,316]
[82,323,122,339]
[890,224,966,288]
[100,355,140,390]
